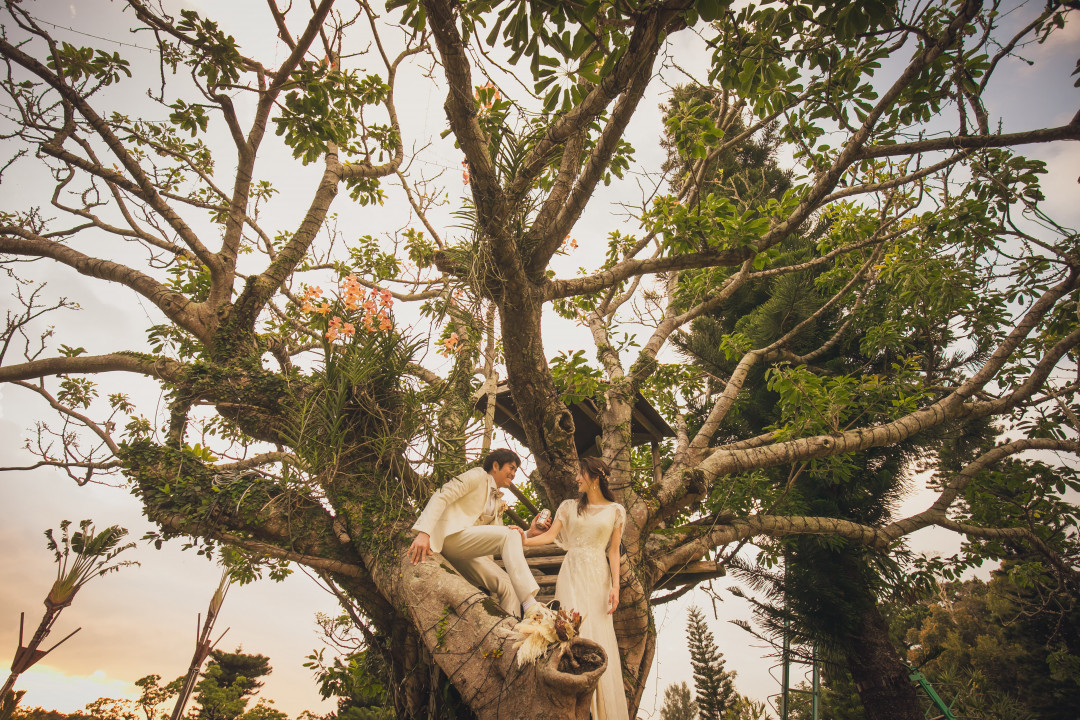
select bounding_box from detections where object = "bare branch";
[12,380,120,456]
[821,151,972,204]
[0,35,222,274]
[858,124,1080,161]
[0,231,205,336]
[0,353,187,385]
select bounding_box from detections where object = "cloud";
[1034,12,1080,52]
[1030,143,1080,230]
[11,665,136,713]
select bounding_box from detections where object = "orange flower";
[475,82,499,109]
[301,301,313,313]
[379,315,392,332]
[379,289,393,306]
[315,302,332,315]
[342,322,355,337]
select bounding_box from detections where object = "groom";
[408,448,540,618]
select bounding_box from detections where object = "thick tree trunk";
[387,620,429,718]
[845,604,923,720]
[499,287,580,503]
[363,542,607,720]
[616,588,656,717]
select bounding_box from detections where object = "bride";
[524,457,629,720]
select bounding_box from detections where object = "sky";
[1,0,1078,717]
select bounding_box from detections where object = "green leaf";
[696,0,726,23]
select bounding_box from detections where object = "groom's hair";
[483,448,520,471]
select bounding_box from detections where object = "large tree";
[2,1,1078,718]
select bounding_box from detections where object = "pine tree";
[193,649,274,720]
[660,682,697,720]
[687,606,736,720]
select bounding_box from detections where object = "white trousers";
[440,525,539,618]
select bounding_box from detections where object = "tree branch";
[529,39,660,275]
[0,35,222,276]
[154,513,366,579]
[821,151,972,204]
[11,380,120,457]
[0,230,206,338]
[0,352,186,385]
[882,437,1080,542]
[504,2,692,205]
[545,247,754,300]
[695,269,1080,490]
[214,452,301,473]
[858,124,1080,161]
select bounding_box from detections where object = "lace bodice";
[554,499,625,554]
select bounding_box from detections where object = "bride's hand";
[608,586,619,614]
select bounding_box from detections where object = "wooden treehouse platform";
[495,545,727,605]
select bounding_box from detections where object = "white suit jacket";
[411,466,503,552]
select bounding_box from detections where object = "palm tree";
[1,520,136,717]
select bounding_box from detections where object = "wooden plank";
[495,557,563,572]
[656,561,727,589]
[523,546,566,558]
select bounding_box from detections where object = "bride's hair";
[578,457,616,515]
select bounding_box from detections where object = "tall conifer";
[687,605,736,720]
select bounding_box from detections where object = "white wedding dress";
[553,499,629,720]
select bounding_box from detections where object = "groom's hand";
[408,532,432,564]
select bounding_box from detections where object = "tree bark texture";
[845,604,924,720]
[366,545,606,720]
